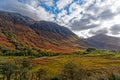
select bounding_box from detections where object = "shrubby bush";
[0,61,16,80]
[1,60,120,80]
[0,60,48,80]
[72,50,83,55]
[0,51,2,56]
[83,48,96,54]
[60,62,77,80]
[57,62,88,80]
[0,48,60,57]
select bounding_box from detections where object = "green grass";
[32,52,120,77]
[1,50,120,78]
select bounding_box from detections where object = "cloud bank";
[0,0,55,21]
[0,0,120,38]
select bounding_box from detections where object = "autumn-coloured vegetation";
[1,11,120,80]
[0,49,120,80]
[0,12,82,53]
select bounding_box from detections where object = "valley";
[0,11,120,80]
[1,49,120,80]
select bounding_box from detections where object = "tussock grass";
[1,49,120,79]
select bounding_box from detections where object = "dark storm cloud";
[71,13,99,31]
[71,19,99,31]
[89,28,108,35]
[70,5,119,37]
[110,25,120,35]
[98,9,115,20]
[71,8,116,31]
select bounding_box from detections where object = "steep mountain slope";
[0,16,44,50]
[0,11,83,53]
[77,34,120,50]
[30,21,79,48]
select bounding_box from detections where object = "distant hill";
[77,34,120,50]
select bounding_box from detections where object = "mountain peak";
[86,34,120,50]
[0,10,34,25]
[0,11,81,53]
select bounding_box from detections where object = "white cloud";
[74,29,93,38]
[0,0,120,38]
[25,0,39,7]
[57,0,73,10]
[70,0,120,38]
[39,0,54,6]
[0,0,55,21]
[56,2,83,26]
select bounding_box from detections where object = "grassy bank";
[1,49,120,80]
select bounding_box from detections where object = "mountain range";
[0,11,84,53]
[0,11,120,52]
[77,34,120,50]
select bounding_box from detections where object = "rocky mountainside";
[0,11,84,53]
[1,11,119,52]
[77,34,120,50]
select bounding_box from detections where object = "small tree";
[76,66,87,80]
[0,61,16,80]
[36,68,47,80]
[11,59,33,80]
[19,59,32,80]
[84,48,96,54]
[60,62,77,80]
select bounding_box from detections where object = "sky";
[0,0,120,38]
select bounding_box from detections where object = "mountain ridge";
[0,11,84,53]
[0,10,120,52]
[77,34,120,50]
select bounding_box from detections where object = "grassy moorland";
[0,49,120,80]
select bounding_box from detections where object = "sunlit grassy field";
[1,50,120,79]
[32,54,120,77]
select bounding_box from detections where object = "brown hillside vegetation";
[0,11,85,53]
